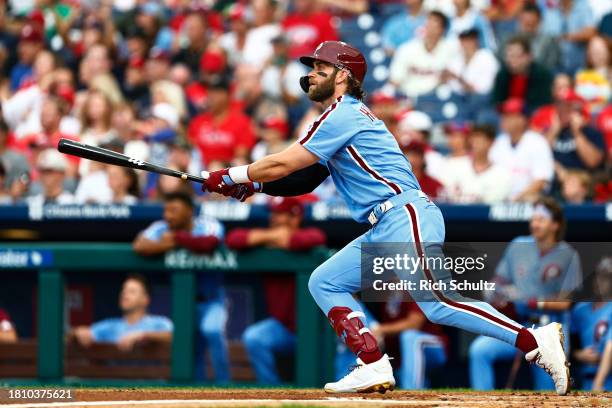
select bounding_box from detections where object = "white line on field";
[0,398,458,408]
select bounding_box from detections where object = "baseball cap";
[398,111,433,133]
[37,148,68,172]
[269,197,304,216]
[261,117,289,138]
[444,121,471,135]
[401,140,427,155]
[458,28,479,39]
[227,3,247,21]
[152,103,180,128]
[19,24,43,43]
[200,50,227,74]
[499,98,526,115]
[148,47,171,62]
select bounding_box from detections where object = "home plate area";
[0,389,610,408]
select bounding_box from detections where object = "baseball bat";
[57,138,208,183]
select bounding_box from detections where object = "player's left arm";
[247,142,321,182]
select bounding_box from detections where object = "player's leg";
[333,305,378,380]
[398,330,446,389]
[242,317,295,385]
[469,335,517,390]
[374,200,569,394]
[309,235,394,393]
[198,298,230,382]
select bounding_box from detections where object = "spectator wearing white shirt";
[390,11,456,99]
[241,0,281,70]
[441,124,512,204]
[489,98,554,202]
[443,28,499,95]
[27,148,75,205]
[448,0,497,51]
[396,110,446,180]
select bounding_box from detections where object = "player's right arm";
[132,222,176,256]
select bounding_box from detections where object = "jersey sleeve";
[90,319,117,342]
[194,218,224,239]
[150,316,174,332]
[299,101,353,163]
[141,221,167,241]
[495,244,514,282]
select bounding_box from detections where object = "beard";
[307,71,337,102]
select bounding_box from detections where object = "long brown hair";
[80,90,113,131]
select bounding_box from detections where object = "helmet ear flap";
[299,76,310,93]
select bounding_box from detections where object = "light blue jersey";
[299,95,420,223]
[572,302,611,356]
[91,315,173,343]
[142,216,224,242]
[496,236,583,301]
[142,216,225,300]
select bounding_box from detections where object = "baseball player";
[201,41,570,395]
[469,197,582,390]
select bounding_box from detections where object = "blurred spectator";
[27,148,74,205]
[10,24,43,91]
[146,48,172,83]
[545,90,605,173]
[260,34,308,120]
[574,36,611,116]
[600,10,612,39]
[252,116,290,162]
[570,263,611,390]
[71,274,172,351]
[402,140,444,200]
[242,0,281,69]
[443,28,499,95]
[483,0,523,44]
[492,36,553,112]
[133,191,229,382]
[228,197,326,384]
[390,11,455,99]
[172,12,210,74]
[593,308,612,391]
[78,44,113,87]
[489,98,554,202]
[135,2,174,52]
[596,104,612,159]
[107,166,139,205]
[79,90,116,147]
[381,0,426,52]
[504,4,561,72]
[188,75,256,167]
[448,0,497,51]
[559,169,591,204]
[530,72,574,134]
[219,4,249,68]
[440,124,512,204]
[0,308,17,343]
[396,110,445,180]
[470,197,581,391]
[281,0,338,60]
[0,118,30,201]
[540,0,596,75]
[74,164,112,204]
[368,91,402,136]
[0,162,11,204]
[445,121,470,159]
[317,0,368,16]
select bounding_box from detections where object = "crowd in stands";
[0,0,610,206]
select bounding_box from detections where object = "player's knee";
[241,325,262,351]
[308,268,325,297]
[468,337,488,361]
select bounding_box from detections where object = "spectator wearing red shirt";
[187,75,255,167]
[596,104,612,160]
[227,198,326,384]
[492,36,553,112]
[401,140,444,200]
[0,308,17,343]
[282,0,339,60]
[530,73,574,134]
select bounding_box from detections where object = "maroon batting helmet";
[300,41,367,83]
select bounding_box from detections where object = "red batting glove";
[230,182,262,202]
[201,168,235,194]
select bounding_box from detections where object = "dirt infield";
[0,388,610,408]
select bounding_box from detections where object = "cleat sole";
[556,323,571,395]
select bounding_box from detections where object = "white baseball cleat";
[525,322,571,395]
[324,354,395,394]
